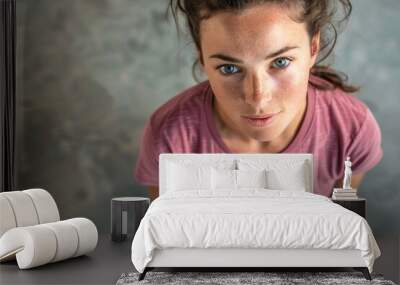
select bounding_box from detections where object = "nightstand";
[331,198,366,218]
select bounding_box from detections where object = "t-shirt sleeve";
[347,107,383,174]
[134,119,164,187]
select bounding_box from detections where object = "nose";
[244,72,272,108]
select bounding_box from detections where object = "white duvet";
[131,189,380,273]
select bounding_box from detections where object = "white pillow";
[238,159,308,192]
[266,168,306,191]
[167,162,212,191]
[211,168,237,190]
[236,169,267,188]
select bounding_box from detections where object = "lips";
[242,112,279,120]
[242,112,279,127]
[243,114,276,120]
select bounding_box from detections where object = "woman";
[135,0,383,201]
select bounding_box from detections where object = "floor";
[0,234,134,285]
[0,233,399,285]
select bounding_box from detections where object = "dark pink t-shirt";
[134,76,383,197]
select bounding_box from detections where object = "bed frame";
[138,153,372,281]
[140,248,371,280]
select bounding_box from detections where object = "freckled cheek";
[275,69,308,105]
[209,80,245,119]
[222,80,242,96]
[212,79,242,102]
[209,75,236,95]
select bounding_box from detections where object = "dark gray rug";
[116,271,397,285]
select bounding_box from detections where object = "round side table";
[111,197,150,242]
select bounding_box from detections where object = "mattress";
[131,189,380,273]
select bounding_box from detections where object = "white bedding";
[131,189,380,273]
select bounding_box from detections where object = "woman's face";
[199,4,319,149]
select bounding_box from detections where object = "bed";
[131,153,380,281]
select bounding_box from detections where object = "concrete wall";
[15,0,196,230]
[14,0,400,282]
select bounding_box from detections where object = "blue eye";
[219,64,240,75]
[272,57,291,69]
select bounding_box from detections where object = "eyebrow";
[209,46,299,63]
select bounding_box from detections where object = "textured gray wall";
[15,0,399,234]
[333,3,400,281]
[334,1,400,236]
[15,0,196,233]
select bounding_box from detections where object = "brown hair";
[168,0,359,93]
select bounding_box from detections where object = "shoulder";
[146,80,210,141]
[310,76,371,136]
[135,81,211,179]
[310,76,383,173]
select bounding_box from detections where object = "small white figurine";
[342,156,352,190]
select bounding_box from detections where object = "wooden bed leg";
[138,268,148,281]
[354,267,372,280]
